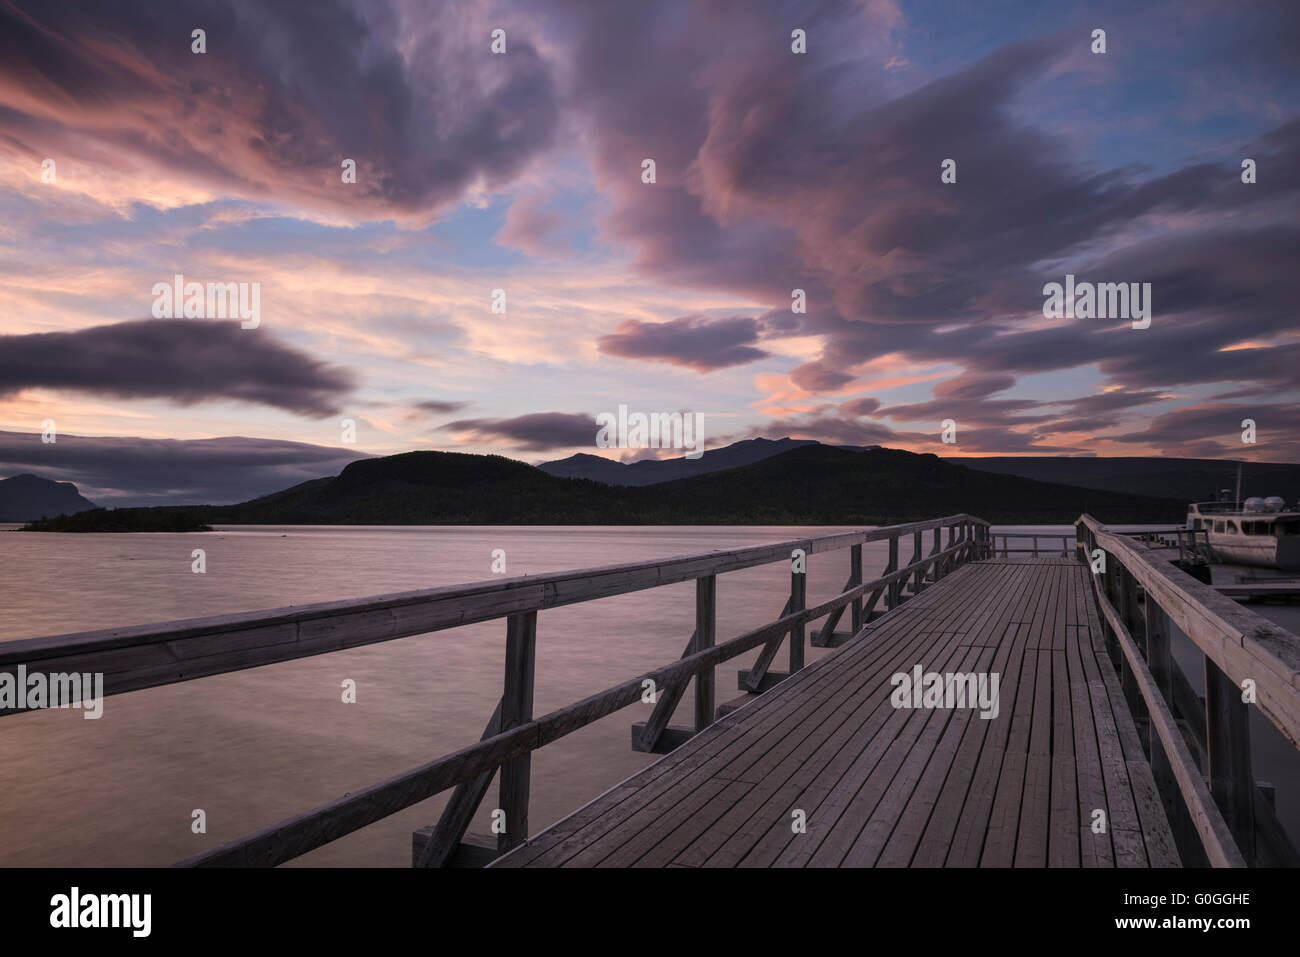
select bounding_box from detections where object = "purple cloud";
[597,314,769,371]
[0,319,352,416]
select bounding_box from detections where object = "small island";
[20,508,213,533]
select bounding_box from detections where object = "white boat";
[1186,495,1300,569]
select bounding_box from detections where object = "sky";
[0,0,1297,505]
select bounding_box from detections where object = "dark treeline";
[201,446,1185,526]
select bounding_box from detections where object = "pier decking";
[493,558,1178,867]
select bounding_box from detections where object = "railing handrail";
[1076,513,1300,748]
[1083,566,1246,867]
[0,513,987,667]
[0,515,988,719]
[1076,513,1300,867]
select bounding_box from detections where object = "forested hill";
[202,445,1186,526]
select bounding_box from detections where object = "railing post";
[1205,656,1256,865]
[931,526,943,581]
[911,530,923,595]
[1145,602,1179,828]
[849,544,863,631]
[886,534,900,609]
[1116,567,1145,723]
[694,575,716,731]
[789,560,805,673]
[498,610,537,854]
[1102,546,1120,667]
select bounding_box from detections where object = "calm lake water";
[1,523,1296,866]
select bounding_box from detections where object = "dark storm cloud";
[597,315,769,371]
[790,362,855,392]
[839,397,880,417]
[414,400,470,414]
[0,431,368,506]
[932,374,1018,402]
[444,411,598,451]
[1109,403,1300,459]
[0,0,559,221]
[0,320,352,416]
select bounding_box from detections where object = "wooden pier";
[492,556,1178,867]
[3,513,1299,868]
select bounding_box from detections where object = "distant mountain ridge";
[202,444,1186,526]
[958,456,1300,505]
[541,438,1300,505]
[0,473,98,521]
[539,437,878,485]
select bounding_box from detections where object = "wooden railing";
[989,532,1072,558]
[0,514,990,867]
[1075,514,1300,867]
[1124,527,1214,566]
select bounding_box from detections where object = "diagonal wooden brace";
[743,597,793,692]
[813,571,856,647]
[634,629,697,752]
[414,697,504,868]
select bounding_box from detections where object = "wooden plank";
[840,644,990,867]
[1014,606,1055,867]
[960,564,1055,867]
[1047,649,1080,868]
[1076,572,1155,867]
[908,565,1036,866]
[1067,568,1114,868]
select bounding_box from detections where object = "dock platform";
[493,558,1178,867]
[8,514,1297,868]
